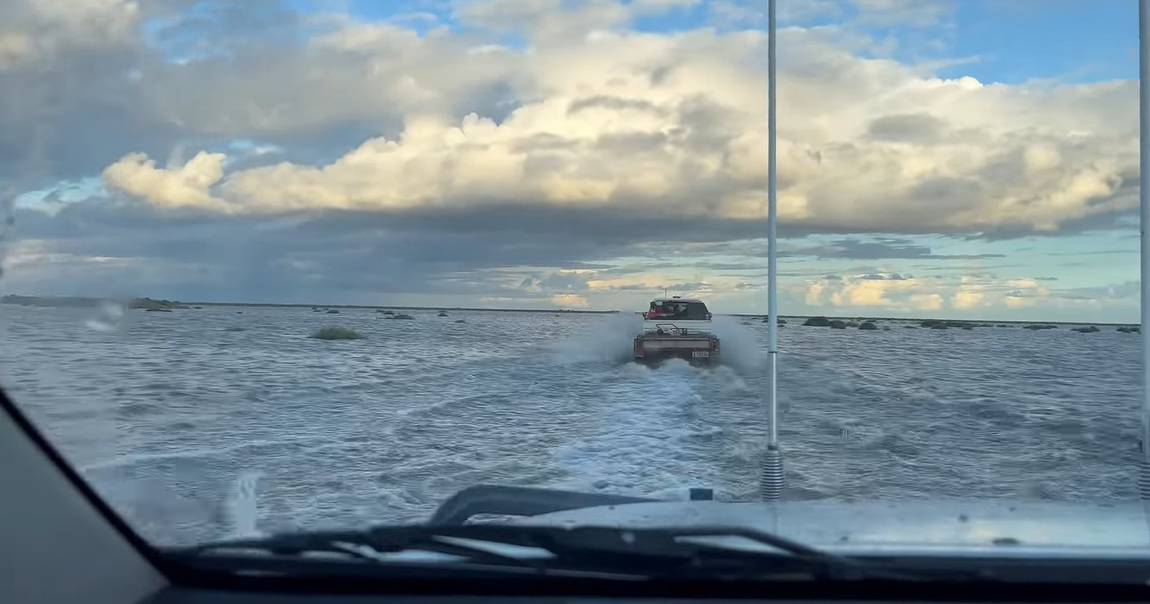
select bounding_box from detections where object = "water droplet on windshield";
[85,300,125,331]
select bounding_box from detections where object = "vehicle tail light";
[711,339,719,352]
[634,339,644,356]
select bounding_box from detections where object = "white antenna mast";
[1138,0,1150,503]
[760,0,784,500]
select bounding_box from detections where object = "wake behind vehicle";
[633,297,719,365]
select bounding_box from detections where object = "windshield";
[0,0,1146,576]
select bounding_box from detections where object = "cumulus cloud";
[911,293,943,311]
[551,293,590,307]
[829,275,920,307]
[103,152,227,210]
[89,13,1138,238]
[952,289,985,310]
[803,271,1053,314]
[800,272,928,308]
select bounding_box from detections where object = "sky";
[0,0,1143,321]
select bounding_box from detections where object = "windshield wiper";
[175,524,925,582]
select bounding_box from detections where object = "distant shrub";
[310,326,363,340]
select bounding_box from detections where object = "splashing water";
[224,471,263,539]
[550,312,643,364]
[709,317,766,374]
[84,300,126,332]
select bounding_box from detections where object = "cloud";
[0,0,1141,320]
[849,0,952,27]
[952,290,985,310]
[1,198,760,307]
[587,277,712,293]
[1004,291,1034,309]
[866,113,946,144]
[804,278,825,305]
[1053,280,1139,302]
[802,271,1053,314]
[858,272,910,280]
[0,0,140,70]
[519,270,593,292]
[910,293,942,311]
[708,0,764,26]
[788,238,1005,260]
[103,152,227,209]
[632,0,701,15]
[806,272,923,308]
[1,194,1127,319]
[456,0,630,40]
[551,293,589,307]
[40,7,1128,238]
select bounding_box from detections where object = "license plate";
[692,351,710,358]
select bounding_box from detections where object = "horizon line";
[0,294,1137,325]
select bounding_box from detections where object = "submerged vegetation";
[0,295,190,310]
[793,315,1117,333]
[130,297,190,310]
[310,327,364,340]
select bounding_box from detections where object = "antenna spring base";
[1139,458,1150,500]
[760,446,784,501]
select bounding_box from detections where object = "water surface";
[0,305,1139,545]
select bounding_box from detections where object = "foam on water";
[553,360,724,498]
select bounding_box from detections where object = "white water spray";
[709,317,767,375]
[550,313,643,364]
[224,471,263,539]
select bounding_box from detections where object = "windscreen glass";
[0,0,1144,558]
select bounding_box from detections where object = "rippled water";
[0,305,1142,545]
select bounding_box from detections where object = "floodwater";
[0,304,1140,545]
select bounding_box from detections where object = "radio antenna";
[760,0,784,501]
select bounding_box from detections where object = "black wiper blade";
[414,525,896,581]
[181,528,546,571]
[177,524,917,582]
